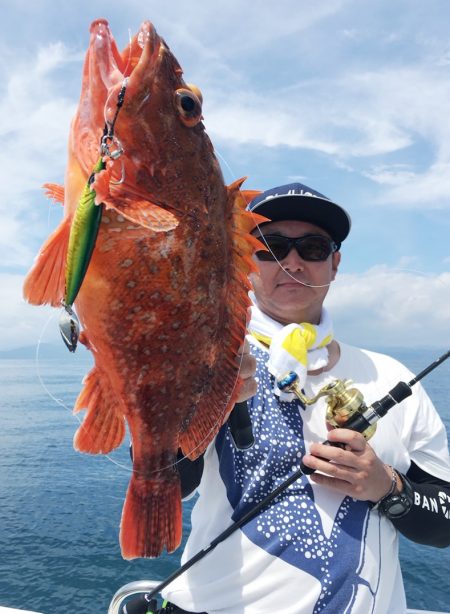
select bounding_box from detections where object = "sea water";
[0,346,449,613]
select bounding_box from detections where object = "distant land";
[0,343,93,361]
[1,343,446,362]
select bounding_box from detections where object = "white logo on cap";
[264,189,320,200]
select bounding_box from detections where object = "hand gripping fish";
[23,19,265,559]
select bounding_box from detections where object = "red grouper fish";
[23,19,265,559]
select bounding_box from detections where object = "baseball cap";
[247,182,351,246]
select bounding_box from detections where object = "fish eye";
[174,88,202,127]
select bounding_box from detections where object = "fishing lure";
[59,81,128,352]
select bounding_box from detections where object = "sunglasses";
[255,234,338,262]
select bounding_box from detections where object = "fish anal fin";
[23,216,71,307]
[43,183,65,205]
[73,366,126,454]
[120,472,182,559]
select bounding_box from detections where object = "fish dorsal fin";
[241,188,262,204]
[91,169,179,232]
[179,181,267,458]
[43,183,65,205]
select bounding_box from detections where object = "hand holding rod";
[279,349,450,475]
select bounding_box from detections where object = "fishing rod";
[118,349,450,613]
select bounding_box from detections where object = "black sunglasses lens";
[297,236,333,261]
[255,236,290,261]
[255,235,334,261]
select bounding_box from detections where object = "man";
[163,183,450,613]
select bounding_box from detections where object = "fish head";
[68,19,222,225]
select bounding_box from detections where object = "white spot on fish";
[121,259,133,268]
[127,280,136,288]
[111,299,124,311]
[99,239,115,252]
[102,216,111,224]
[116,215,125,222]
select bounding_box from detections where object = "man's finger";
[236,377,258,403]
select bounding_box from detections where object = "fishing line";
[158,176,333,465]
[250,211,334,288]
[36,170,448,480]
[214,147,237,184]
[35,160,247,478]
[34,310,135,473]
[34,302,249,477]
[213,149,332,290]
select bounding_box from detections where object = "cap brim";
[250,194,351,244]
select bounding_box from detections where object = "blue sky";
[2,0,450,350]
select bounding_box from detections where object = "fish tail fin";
[73,365,126,454]
[23,216,71,307]
[120,471,182,559]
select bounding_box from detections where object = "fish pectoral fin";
[23,215,71,306]
[43,182,65,205]
[103,193,179,233]
[73,365,126,454]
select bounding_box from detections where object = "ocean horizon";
[0,345,449,612]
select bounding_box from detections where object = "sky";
[1,0,450,351]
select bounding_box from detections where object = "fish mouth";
[76,18,167,174]
[88,19,163,88]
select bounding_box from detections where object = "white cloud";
[363,162,450,208]
[204,63,450,209]
[0,41,79,268]
[362,164,416,186]
[327,266,450,348]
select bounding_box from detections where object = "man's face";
[250,220,341,325]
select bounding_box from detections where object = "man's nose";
[281,246,304,270]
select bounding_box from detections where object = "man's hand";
[301,429,397,503]
[235,337,257,403]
